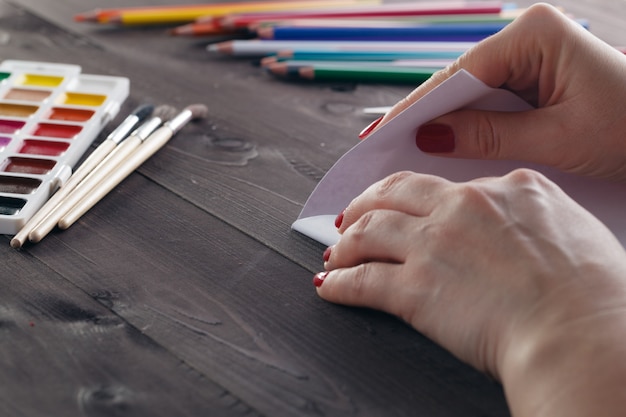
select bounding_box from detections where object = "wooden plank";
[18,173,511,417]
[0,239,263,417]
[1,1,624,416]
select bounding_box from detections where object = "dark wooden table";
[1,1,624,416]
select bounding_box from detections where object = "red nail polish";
[323,247,332,262]
[415,123,455,153]
[358,116,383,139]
[334,209,345,228]
[313,271,328,287]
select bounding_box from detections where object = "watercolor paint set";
[0,60,129,235]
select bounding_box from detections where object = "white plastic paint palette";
[0,60,129,234]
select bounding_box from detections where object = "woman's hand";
[315,169,626,417]
[364,3,626,182]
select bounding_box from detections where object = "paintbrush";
[11,103,154,248]
[57,104,208,231]
[27,104,178,244]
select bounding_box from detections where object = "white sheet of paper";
[292,69,626,248]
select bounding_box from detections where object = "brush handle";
[11,138,117,248]
[58,126,175,230]
[28,116,164,243]
[28,136,144,242]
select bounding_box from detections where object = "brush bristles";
[152,104,178,121]
[185,104,209,120]
[134,103,155,120]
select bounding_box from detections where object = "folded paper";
[292,69,626,248]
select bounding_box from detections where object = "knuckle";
[350,263,372,300]
[376,171,414,200]
[347,210,376,246]
[454,183,492,207]
[505,168,553,190]
[506,168,541,184]
[472,116,501,159]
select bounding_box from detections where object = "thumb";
[416,108,567,168]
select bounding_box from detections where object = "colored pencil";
[249,13,521,30]
[269,49,464,61]
[293,65,438,84]
[256,22,509,42]
[175,14,516,37]
[75,0,377,26]
[208,40,475,57]
[212,1,503,29]
[265,59,451,71]
[56,105,208,230]
[265,60,449,82]
[10,103,154,248]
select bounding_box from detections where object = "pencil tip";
[73,9,102,23]
[256,27,273,39]
[168,24,192,36]
[207,41,232,54]
[260,56,278,66]
[299,67,315,80]
[266,62,288,77]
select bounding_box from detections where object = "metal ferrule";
[132,117,164,141]
[165,108,193,134]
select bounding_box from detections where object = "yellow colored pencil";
[75,0,379,26]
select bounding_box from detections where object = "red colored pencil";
[209,1,503,29]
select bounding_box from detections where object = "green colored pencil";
[297,65,437,84]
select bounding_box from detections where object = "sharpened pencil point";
[298,67,315,80]
[266,62,289,77]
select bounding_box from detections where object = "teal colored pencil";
[273,49,463,61]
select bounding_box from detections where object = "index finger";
[339,171,451,234]
[368,4,571,134]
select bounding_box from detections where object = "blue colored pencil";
[256,22,509,42]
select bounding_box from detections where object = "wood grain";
[1,0,624,416]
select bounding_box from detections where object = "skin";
[315,4,626,416]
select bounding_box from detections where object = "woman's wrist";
[500,275,626,417]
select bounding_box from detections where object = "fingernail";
[358,115,383,139]
[313,271,328,287]
[323,246,332,262]
[334,209,345,228]
[415,123,455,153]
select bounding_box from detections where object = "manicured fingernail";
[415,123,455,153]
[359,116,383,139]
[313,271,328,287]
[334,209,345,228]
[323,246,332,262]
